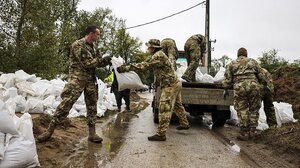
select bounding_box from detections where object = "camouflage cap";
[237,47,248,57]
[145,39,162,48]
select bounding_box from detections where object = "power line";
[125,1,206,30]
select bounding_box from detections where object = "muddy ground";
[33,66,300,167]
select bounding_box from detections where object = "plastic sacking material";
[213,67,226,83]
[0,100,19,135]
[0,113,40,168]
[111,56,145,91]
[274,102,298,127]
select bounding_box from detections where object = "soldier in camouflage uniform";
[117,39,190,141]
[222,48,267,141]
[182,34,206,82]
[161,38,179,70]
[37,25,112,143]
[260,68,277,127]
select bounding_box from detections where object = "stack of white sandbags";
[0,70,117,118]
[228,102,298,130]
[0,100,40,167]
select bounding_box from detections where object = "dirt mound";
[255,66,300,166]
[272,66,300,119]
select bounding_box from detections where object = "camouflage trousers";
[262,89,277,126]
[182,42,201,82]
[51,77,98,126]
[157,81,189,136]
[234,80,261,130]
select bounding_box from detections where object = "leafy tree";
[210,55,232,76]
[0,0,79,79]
[258,49,288,73]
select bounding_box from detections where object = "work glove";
[98,56,112,67]
[117,65,128,73]
[103,55,112,63]
[223,89,229,100]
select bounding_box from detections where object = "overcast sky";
[78,0,300,61]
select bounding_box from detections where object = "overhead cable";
[125,1,206,30]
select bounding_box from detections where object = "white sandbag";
[111,56,144,91]
[0,132,5,160]
[195,67,204,82]
[213,67,225,83]
[0,133,12,161]
[0,100,19,135]
[24,97,44,113]
[274,102,298,127]
[198,74,214,83]
[2,87,18,102]
[97,78,106,104]
[42,95,55,108]
[175,59,187,78]
[0,113,40,168]
[226,106,239,126]
[50,78,66,97]
[257,106,269,130]
[0,73,16,89]
[14,70,37,83]
[15,81,36,97]
[13,95,26,112]
[30,80,53,97]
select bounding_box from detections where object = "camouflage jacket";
[261,68,274,93]
[161,38,179,70]
[124,50,179,88]
[69,38,109,81]
[222,55,267,89]
[186,34,206,54]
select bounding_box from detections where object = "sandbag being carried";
[111,56,144,91]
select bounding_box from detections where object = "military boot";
[237,128,249,141]
[176,125,190,130]
[249,127,259,140]
[88,125,103,143]
[148,134,166,141]
[37,121,56,142]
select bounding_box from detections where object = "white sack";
[213,67,226,83]
[0,100,19,135]
[14,70,37,83]
[0,73,16,89]
[0,133,6,160]
[111,56,144,91]
[24,97,44,113]
[195,67,204,82]
[15,81,36,97]
[198,74,214,83]
[274,102,298,127]
[0,113,40,168]
[2,87,18,102]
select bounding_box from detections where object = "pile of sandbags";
[0,70,117,118]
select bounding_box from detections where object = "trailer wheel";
[212,110,230,127]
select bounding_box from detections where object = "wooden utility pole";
[205,0,211,72]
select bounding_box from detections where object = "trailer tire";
[212,110,230,127]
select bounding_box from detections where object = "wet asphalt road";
[102,93,252,168]
[61,92,296,168]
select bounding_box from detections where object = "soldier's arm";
[128,54,161,72]
[72,44,101,69]
[222,64,233,89]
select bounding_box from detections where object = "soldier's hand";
[117,65,127,73]
[223,89,229,100]
[103,55,112,62]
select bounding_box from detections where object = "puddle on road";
[62,101,149,168]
